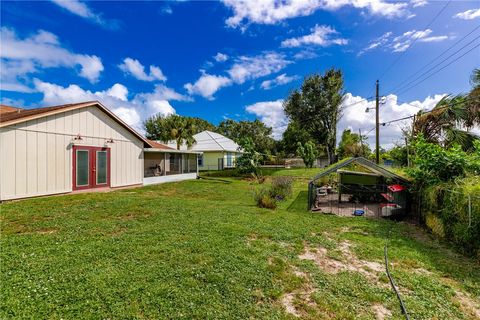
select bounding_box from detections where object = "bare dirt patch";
[454,291,480,319]
[281,293,300,317]
[280,266,317,317]
[299,241,385,283]
[35,228,58,235]
[17,227,59,235]
[372,304,392,320]
[441,277,480,318]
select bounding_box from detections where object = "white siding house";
[0,101,199,201]
[167,130,242,171]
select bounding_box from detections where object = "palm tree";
[413,83,479,151]
[465,68,480,128]
[144,114,196,150]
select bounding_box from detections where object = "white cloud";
[184,73,232,100]
[454,8,480,20]
[146,100,176,116]
[135,83,192,103]
[119,57,167,82]
[245,99,287,139]
[281,24,348,48]
[261,73,299,90]
[214,52,229,62]
[391,29,450,52]
[33,80,182,133]
[0,59,36,92]
[50,0,118,29]
[228,52,291,84]
[361,29,449,54]
[106,83,128,101]
[222,0,410,28]
[338,93,446,148]
[0,27,104,88]
[321,0,409,18]
[293,50,319,60]
[160,5,173,15]
[419,35,449,43]
[411,0,428,8]
[358,31,392,55]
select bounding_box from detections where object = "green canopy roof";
[311,157,409,183]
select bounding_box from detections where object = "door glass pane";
[97,151,107,184]
[76,150,89,186]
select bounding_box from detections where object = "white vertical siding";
[0,106,144,200]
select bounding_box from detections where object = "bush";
[253,188,277,209]
[270,176,293,200]
[421,175,480,258]
[408,136,480,187]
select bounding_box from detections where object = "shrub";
[296,141,318,168]
[253,187,277,209]
[421,175,480,258]
[270,176,293,200]
[408,136,480,187]
[236,137,261,175]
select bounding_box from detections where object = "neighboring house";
[0,101,199,201]
[167,130,242,171]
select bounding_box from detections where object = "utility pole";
[375,80,380,164]
[358,128,364,157]
[405,136,409,167]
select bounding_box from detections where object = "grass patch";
[1,175,479,319]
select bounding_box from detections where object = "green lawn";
[1,172,479,319]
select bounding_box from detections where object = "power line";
[396,41,480,96]
[381,97,478,126]
[387,24,480,94]
[377,0,451,80]
[342,96,374,110]
[358,96,479,135]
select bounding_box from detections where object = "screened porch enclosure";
[144,152,198,178]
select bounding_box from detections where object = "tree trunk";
[326,145,332,165]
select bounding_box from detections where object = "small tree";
[337,129,370,159]
[236,137,261,175]
[296,141,318,168]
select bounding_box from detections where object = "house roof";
[166,130,241,152]
[311,157,410,183]
[146,139,174,150]
[0,101,153,148]
[190,130,241,152]
[0,105,24,114]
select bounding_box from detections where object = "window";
[226,152,233,167]
[198,154,203,167]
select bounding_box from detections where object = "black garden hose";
[197,175,232,183]
[384,230,411,320]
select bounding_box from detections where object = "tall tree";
[216,119,275,156]
[190,117,216,134]
[283,69,345,164]
[281,121,314,156]
[144,114,197,150]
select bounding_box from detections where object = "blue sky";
[1,0,479,147]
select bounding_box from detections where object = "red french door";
[72,146,110,191]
